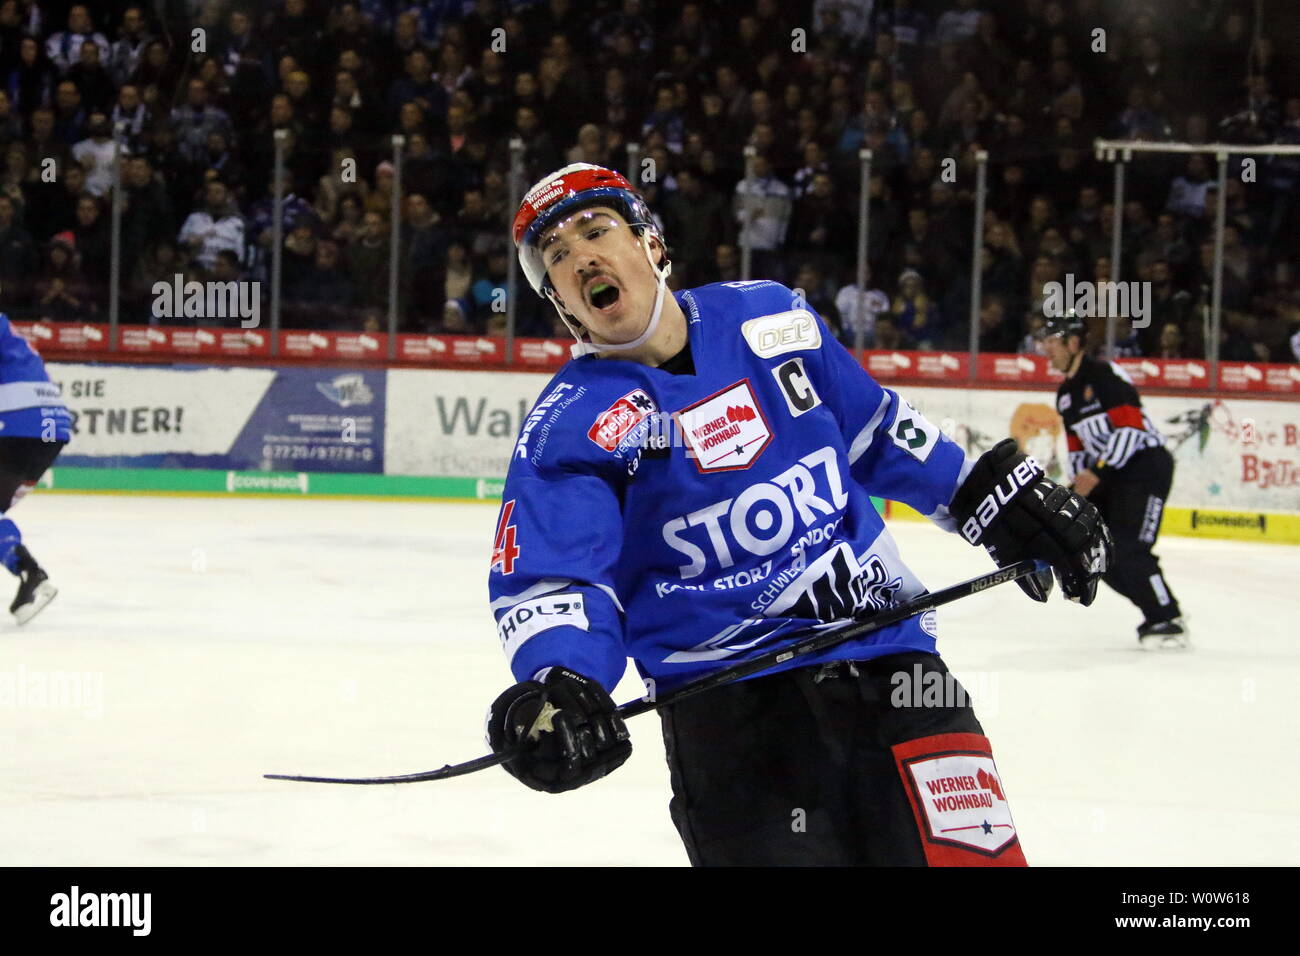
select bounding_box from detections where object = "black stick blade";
[263,749,513,785]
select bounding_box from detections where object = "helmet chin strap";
[555,236,672,358]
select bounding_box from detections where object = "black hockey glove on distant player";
[487,667,631,793]
[949,439,1113,605]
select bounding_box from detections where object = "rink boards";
[40,362,1300,544]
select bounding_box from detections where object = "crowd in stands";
[0,0,1296,362]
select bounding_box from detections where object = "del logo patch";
[676,380,773,473]
[741,308,821,358]
[900,746,1017,855]
[588,389,656,452]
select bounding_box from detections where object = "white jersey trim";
[489,577,626,615]
[0,380,64,414]
[848,391,892,465]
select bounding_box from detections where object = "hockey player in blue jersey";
[0,316,70,623]
[485,165,1111,865]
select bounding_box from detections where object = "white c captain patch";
[741,309,821,358]
[889,399,941,463]
[497,593,588,660]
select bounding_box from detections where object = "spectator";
[126,238,182,318]
[286,239,355,328]
[661,166,729,288]
[171,78,232,165]
[469,244,510,329]
[1166,154,1213,218]
[33,231,95,321]
[387,48,445,130]
[71,191,108,291]
[787,171,851,277]
[121,153,174,265]
[129,40,180,108]
[0,192,37,303]
[835,268,891,348]
[345,210,390,309]
[178,178,244,271]
[331,193,366,246]
[891,268,942,349]
[440,297,472,334]
[70,113,116,196]
[8,36,56,117]
[400,192,448,330]
[109,6,152,89]
[110,83,147,144]
[45,5,108,76]
[934,0,984,47]
[51,80,86,145]
[1155,322,1185,358]
[67,39,114,114]
[513,105,561,182]
[1141,259,1193,354]
[732,152,791,280]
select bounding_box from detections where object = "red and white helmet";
[513,164,672,356]
[512,163,663,297]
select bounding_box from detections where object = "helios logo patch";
[889,399,940,463]
[588,389,656,452]
[741,309,821,358]
[676,380,773,473]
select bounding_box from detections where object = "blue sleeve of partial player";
[487,431,628,692]
[807,312,971,526]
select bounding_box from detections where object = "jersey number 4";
[491,499,521,575]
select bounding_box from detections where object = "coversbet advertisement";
[48,363,385,473]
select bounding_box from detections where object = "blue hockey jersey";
[488,281,974,694]
[0,316,71,441]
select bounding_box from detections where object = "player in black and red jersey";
[1039,314,1186,648]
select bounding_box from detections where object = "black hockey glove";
[486,667,631,794]
[949,439,1113,605]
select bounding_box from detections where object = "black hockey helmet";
[1038,310,1087,342]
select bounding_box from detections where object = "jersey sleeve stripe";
[488,577,574,611]
[847,390,892,465]
[1106,404,1145,430]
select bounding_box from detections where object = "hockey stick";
[264,558,1047,785]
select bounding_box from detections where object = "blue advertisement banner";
[52,364,385,473]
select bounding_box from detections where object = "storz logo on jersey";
[316,373,373,407]
[1057,393,1071,412]
[588,389,656,452]
[676,380,773,473]
[662,445,848,578]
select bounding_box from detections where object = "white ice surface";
[1,493,1297,866]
